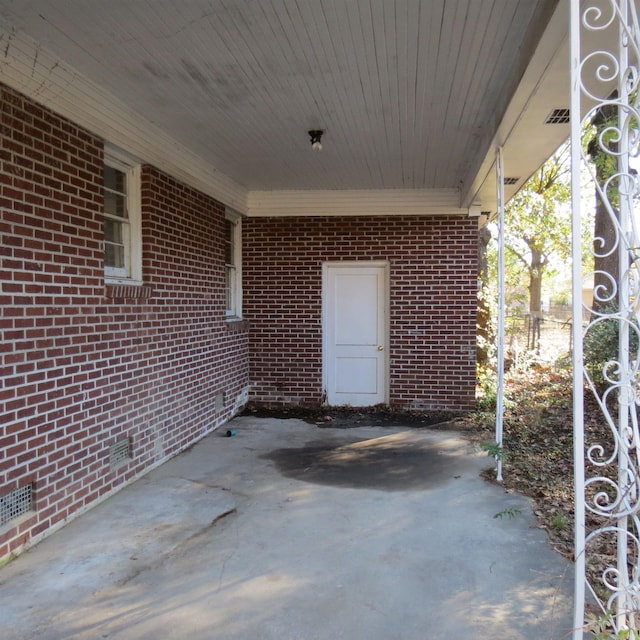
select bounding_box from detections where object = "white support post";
[495,147,506,483]
[571,0,640,636]
[570,3,585,638]
[616,2,631,627]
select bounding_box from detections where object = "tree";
[586,102,620,316]
[477,225,494,368]
[504,146,572,351]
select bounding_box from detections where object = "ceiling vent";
[545,108,570,124]
[504,177,520,185]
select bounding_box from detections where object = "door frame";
[321,260,390,406]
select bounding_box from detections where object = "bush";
[583,309,640,392]
[476,363,497,410]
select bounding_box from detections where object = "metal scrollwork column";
[572,0,640,637]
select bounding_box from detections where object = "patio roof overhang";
[0,0,570,218]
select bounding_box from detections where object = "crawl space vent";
[503,177,520,185]
[545,108,570,124]
[1,483,34,526]
[110,438,132,470]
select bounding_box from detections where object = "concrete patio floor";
[1,416,576,639]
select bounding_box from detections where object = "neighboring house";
[1,0,571,559]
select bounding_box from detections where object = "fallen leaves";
[463,361,622,590]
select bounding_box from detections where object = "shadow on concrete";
[264,431,469,491]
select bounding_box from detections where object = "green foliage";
[504,145,572,317]
[584,315,619,389]
[549,513,568,532]
[586,611,640,639]
[476,364,497,410]
[480,441,505,461]
[586,118,621,208]
[584,101,640,213]
[583,308,640,391]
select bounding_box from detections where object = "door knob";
[377,345,384,351]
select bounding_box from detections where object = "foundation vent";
[1,483,34,527]
[110,437,132,471]
[545,108,570,124]
[504,177,520,185]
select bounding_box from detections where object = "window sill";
[106,283,153,300]
[225,318,249,332]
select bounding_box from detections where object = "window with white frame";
[104,148,142,283]
[225,210,242,318]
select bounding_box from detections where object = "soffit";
[0,0,563,208]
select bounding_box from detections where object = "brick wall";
[0,84,249,560]
[243,216,477,411]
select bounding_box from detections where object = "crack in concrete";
[116,507,237,588]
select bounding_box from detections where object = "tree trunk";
[588,101,620,316]
[528,249,544,352]
[591,178,619,315]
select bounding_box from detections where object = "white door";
[323,262,388,406]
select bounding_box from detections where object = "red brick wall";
[243,216,477,411]
[0,84,248,559]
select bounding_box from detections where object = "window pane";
[104,165,128,219]
[105,218,123,244]
[225,219,234,265]
[105,218,125,268]
[105,242,125,269]
[226,265,236,314]
[105,190,127,219]
[104,165,126,194]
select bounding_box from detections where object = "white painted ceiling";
[0,0,569,211]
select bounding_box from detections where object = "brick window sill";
[226,318,249,332]
[105,284,153,300]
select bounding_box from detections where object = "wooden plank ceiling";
[0,0,562,196]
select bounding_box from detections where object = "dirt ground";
[240,404,467,429]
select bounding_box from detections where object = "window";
[225,209,242,318]
[104,148,142,283]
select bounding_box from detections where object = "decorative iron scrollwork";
[573,0,640,636]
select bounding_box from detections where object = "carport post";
[570,2,585,637]
[495,146,505,484]
[571,0,640,636]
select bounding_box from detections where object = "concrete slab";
[0,418,576,639]
[2,477,235,638]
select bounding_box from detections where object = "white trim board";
[247,188,469,217]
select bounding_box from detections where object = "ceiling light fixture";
[308,129,324,151]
